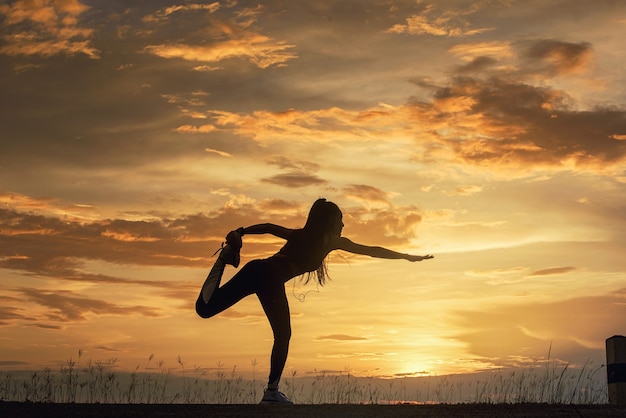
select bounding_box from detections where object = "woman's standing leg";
[257,279,292,402]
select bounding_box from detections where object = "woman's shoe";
[259,389,293,404]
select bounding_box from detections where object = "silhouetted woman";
[195,198,433,404]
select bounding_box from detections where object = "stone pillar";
[606,335,626,405]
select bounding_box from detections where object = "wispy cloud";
[142,2,222,22]
[261,172,328,188]
[343,184,392,205]
[387,4,493,37]
[145,37,296,68]
[529,266,577,276]
[143,3,296,68]
[0,303,30,326]
[316,334,368,341]
[16,288,161,322]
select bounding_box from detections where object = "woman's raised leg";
[195,260,260,318]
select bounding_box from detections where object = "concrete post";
[606,335,626,405]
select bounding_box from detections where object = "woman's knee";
[195,297,215,319]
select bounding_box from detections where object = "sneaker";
[201,232,242,304]
[221,230,242,267]
[218,243,240,268]
[259,389,293,405]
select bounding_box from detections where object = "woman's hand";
[406,254,434,262]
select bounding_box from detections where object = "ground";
[2,403,626,417]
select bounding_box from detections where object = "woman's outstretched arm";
[332,236,433,262]
[239,223,294,240]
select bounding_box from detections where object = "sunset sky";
[1,0,625,381]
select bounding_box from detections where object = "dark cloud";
[260,156,328,189]
[0,360,29,366]
[94,345,123,352]
[529,266,577,276]
[414,36,626,170]
[316,334,368,341]
[0,304,30,326]
[342,184,390,204]
[28,323,65,330]
[257,199,301,212]
[16,288,160,322]
[261,172,328,188]
[0,206,217,273]
[454,56,498,74]
[523,39,593,75]
[417,74,626,168]
[266,155,320,172]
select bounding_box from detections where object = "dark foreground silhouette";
[2,402,626,417]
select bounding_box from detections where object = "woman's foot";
[218,242,240,268]
[259,389,293,404]
[201,231,242,304]
[221,230,242,267]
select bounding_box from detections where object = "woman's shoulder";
[327,235,351,250]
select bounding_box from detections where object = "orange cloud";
[141,2,295,68]
[145,36,296,69]
[204,148,232,157]
[443,185,483,196]
[0,192,55,210]
[411,71,626,172]
[174,124,218,133]
[387,4,493,37]
[449,41,514,60]
[141,2,222,24]
[0,0,98,58]
[204,105,416,145]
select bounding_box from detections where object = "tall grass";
[0,351,607,404]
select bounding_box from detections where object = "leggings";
[195,257,293,387]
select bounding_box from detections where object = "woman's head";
[304,198,343,237]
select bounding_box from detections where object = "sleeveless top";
[275,229,332,276]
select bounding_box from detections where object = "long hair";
[300,198,342,286]
[285,198,341,286]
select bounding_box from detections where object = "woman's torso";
[275,229,332,276]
